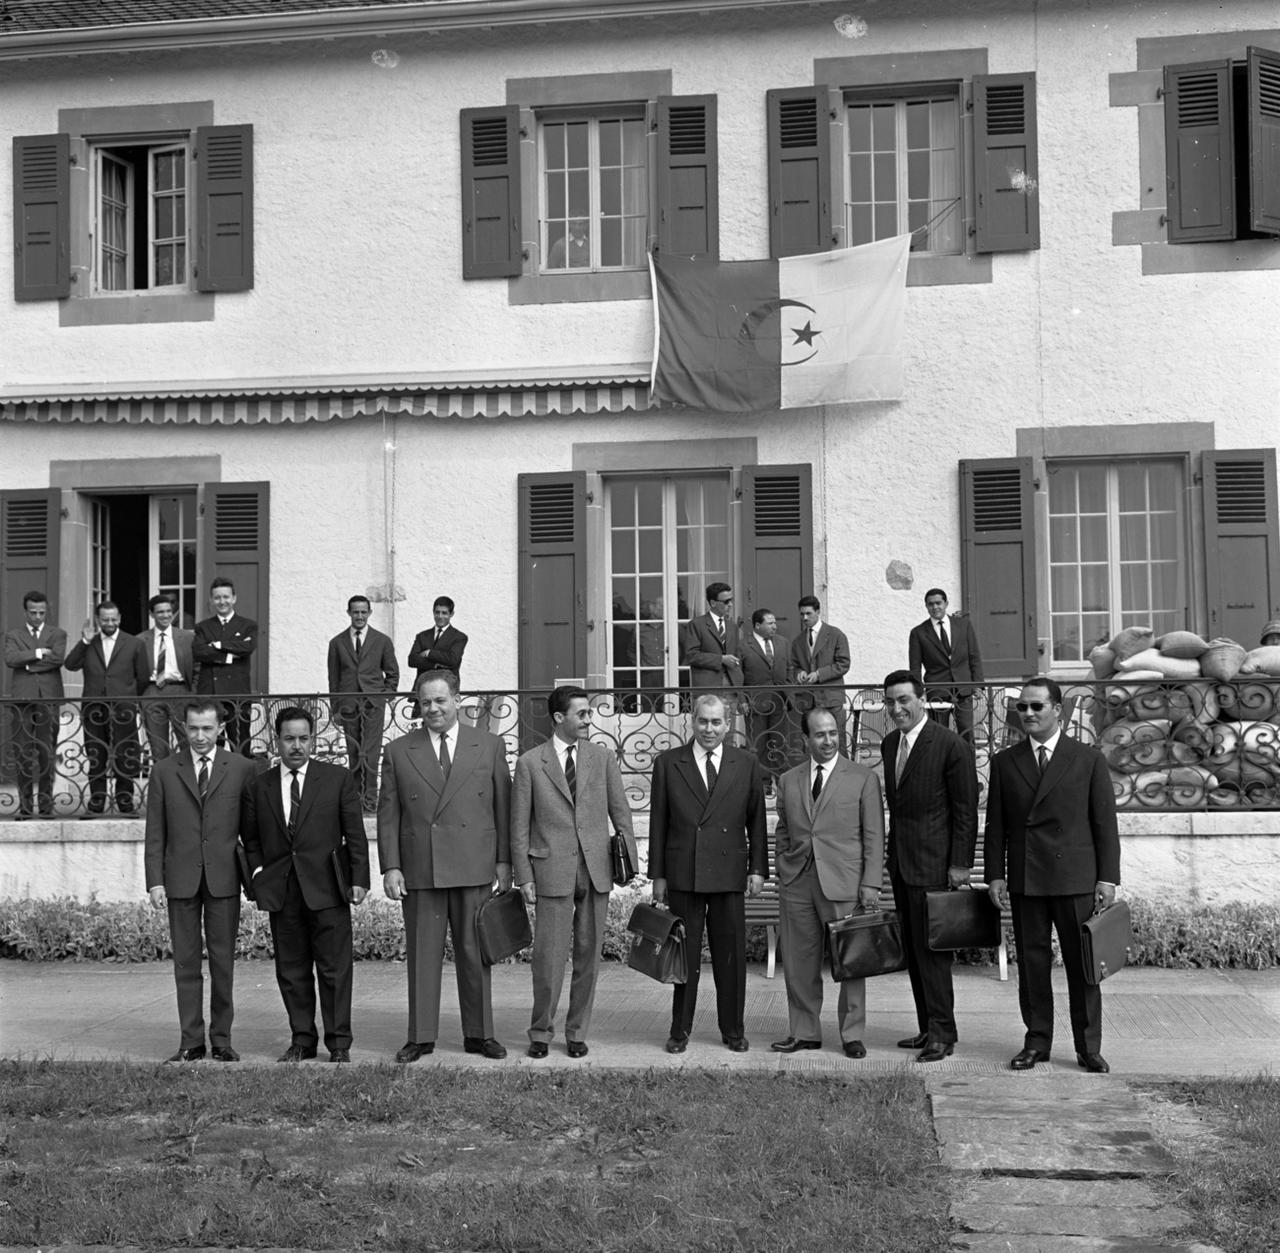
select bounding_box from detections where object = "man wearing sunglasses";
[984,677,1120,1074]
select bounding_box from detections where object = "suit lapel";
[176,751,200,804]
[542,740,573,805]
[1012,739,1041,796]
[702,747,738,819]
[437,729,479,813]
[1031,736,1071,804]
[264,764,288,834]
[295,764,321,831]
[897,720,930,787]
[406,732,447,797]
[812,755,845,818]
[674,745,707,808]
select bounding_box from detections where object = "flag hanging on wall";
[649,235,912,412]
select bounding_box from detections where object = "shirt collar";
[697,743,722,767]
[285,760,311,781]
[1031,728,1062,756]
[191,747,214,767]
[436,725,457,749]
[807,618,824,634]
[218,614,232,625]
[754,632,773,650]
[903,716,928,749]
[553,736,577,765]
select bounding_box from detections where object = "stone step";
[952,1176,1191,1237]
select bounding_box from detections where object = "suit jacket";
[144,747,258,897]
[882,719,978,886]
[648,742,767,894]
[408,625,468,686]
[328,625,399,714]
[242,759,371,912]
[511,738,638,896]
[137,627,195,687]
[193,613,258,694]
[64,631,149,698]
[377,724,511,889]
[680,613,744,689]
[908,614,984,687]
[740,632,789,688]
[4,623,67,699]
[774,755,885,903]
[984,735,1121,897]
[787,623,851,709]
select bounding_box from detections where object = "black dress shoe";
[566,1041,589,1058]
[916,1041,955,1063]
[897,1032,928,1050]
[329,1049,351,1063]
[526,1042,549,1059]
[722,1036,750,1053]
[843,1040,867,1059]
[166,1045,205,1062]
[463,1036,507,1060]
[771,1037,822,1053]
[395,1041,434,1063]
[1010,1047,1051,1071]
[210,1045,239,1062]
[277,1043,318,1063]
[1077,1051,1110,1073]
[664,1034,688,1054]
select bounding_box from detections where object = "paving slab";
[952,1177,1189,1237]
[951,1239,1224,1252]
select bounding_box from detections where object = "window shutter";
[656,94,719,260]
[12,134,70,301]
[1,490,62,686]
[461,106,521,279]
[1202,449,1280,645]
[1248,46,1280,235]
[195,124,254,292]
[198,481,269,689]
[767,86,836,258]
[740,464,813,642]
[959,458,1038,678]
[973,72,1040,253]
[517,472,587,690]
[1163,60,1235,243]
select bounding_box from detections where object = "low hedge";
[2,891,1278,969]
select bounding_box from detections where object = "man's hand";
[722,654,740,668]
[858,885,880,911]
[988,878,1009,910]
[1094,881,1117,911]
[383,868,407,901]
[80,619,95,643]
[496,862,513,892]
[148,885,166,909]
[947,865,970,890]
[747,874,764,898]
[348,886,368,906]
[796,671,814,684]
[652,877,667,906]
[520,881,537,906]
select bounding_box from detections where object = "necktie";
[435,627,443,644]
[765,639,773,662]
[716,616,725,642]
[564,744,576,802]
[157,631,168,676]
[438,734,451,778]
[939,622,951,654]
[1037,745,1048,776]
[811,763,823,802]
[704,752,717,793]
[895,735,910,784]
[197,755,209,801]
[353,630,363,657]
[288,770,301,835]
[808,627,815,651]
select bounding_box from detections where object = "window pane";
[1119,515,1148,560]
[1149,463,1179,511]
[906,99,929,149]
[1076,465,1107,514]
[621,118,645,164]
[907,199,928,246]
[1121,565,1149,612]
[1150,512,1178,560]
[1049,515,1078,562]
[544,124,565,169]
[1051,619,1082,662]
[155,197,173,239]
[849,203,872,246]
[1081,564,1109,613]
[601,217,621,267]
[611,530,635,574]
[638,576,662,610]
[848,104,871,151]
[600,170,620,215]
[873,152,896,196]
[1151,563,1181,614]
[1047,467,1075,512]
[568,170,590,217]
[871,103,894,148]
[547,174,566,219]
[1080,516,1108,562]
[159,547,179,583]
[174,196,186,237]
[1117,462,1147,512]
[565,121,588,168]
[155,246,174,287]
[1051,566,1079,613]
[703,529,729,571]
[612,483,635,526]
[612,579,637,618]
[1081,614,1110,651]
[907,149,929,201]
[849,152,871,199]
[636,480,661,527]
[599,120,620,167]
[182,542,196,582]
[874,202,897,239]
[158,497,178,540]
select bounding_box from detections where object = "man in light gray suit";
[511,686,638,1058]
[771,708,884,1059]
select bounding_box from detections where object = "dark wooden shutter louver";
[200,481,269,689]
[741,465,813,638]
[973,73,1040,252]
[195,124,254,292]
[1163,60,1235,243]
[656,94,719,259]
[461,106,521,279]
[518,472,586,694]
[1248,45,1280,235]
[527,481,576,545]
[0,489,62,663]
[960,458,1038,678]
[767,87,835,258]
[12,133,71,300]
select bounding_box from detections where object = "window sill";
[508,269,651,306]
[907,252,992,287]
[59,292,215,327]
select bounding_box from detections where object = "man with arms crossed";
[408,596,468,688]
[379,669,512,1061]
[649,693,767,1054]
[193,577,258,756]
[3,591,65,818]
[880,669,978,1063]
[771,708,884,1059]
[243,706,370,1063]
[511,686,638,1058]
[145,700,257,1061]
[139,593,195,763]
[986,677,1120,1073]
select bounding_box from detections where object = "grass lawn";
[0,1061,950,1252]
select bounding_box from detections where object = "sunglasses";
[1016,701,1051,713]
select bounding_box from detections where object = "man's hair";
[706,582,731,603]
[210,577,235,595]
[801,707,837,736]
[95,600,119,617]
[347,595,371,612]
[183,698,221,723]
[751,608,774,628]
[149,593,176,613]
[417,668,460,698]
[798,594,821,612]
[1022,675,1063,705]
[549,685,589,719]
[274,704,315,735]
[883,669,924,697]
[693,692,726,719]
[433,596,455,613]
[924,588,948,603]
[22,590,47,609]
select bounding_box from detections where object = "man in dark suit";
[144,699,258,1061]
[771,708,884,1059]
[512,686,638,1058]
[139,592,196,764]
[908,587,984,741]
[193,577,258,756]
[3,590,66,817]
[378,668,512,1061]
[408,596,468,691]
[680,582,744,696]
[65,600,149,815]
[649,692,767,1053]
[880,669,978,1062]
[740,607,791,791]
[327,594,399,813]
[788,595,852,755]
[986,676,1121,1074]
[242,705,370,1063]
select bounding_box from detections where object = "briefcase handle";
[835,902,883,922]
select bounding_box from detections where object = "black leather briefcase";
[925,886,1002,951]
[626,902,687,984]
[826,909,907,982]
[610,831,637,887]
[1081,899,1134,984]
[475,887,533,965]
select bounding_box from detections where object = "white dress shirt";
[279,759,311,823]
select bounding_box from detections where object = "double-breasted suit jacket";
[680,613,744,690]
[193,614,257,694]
